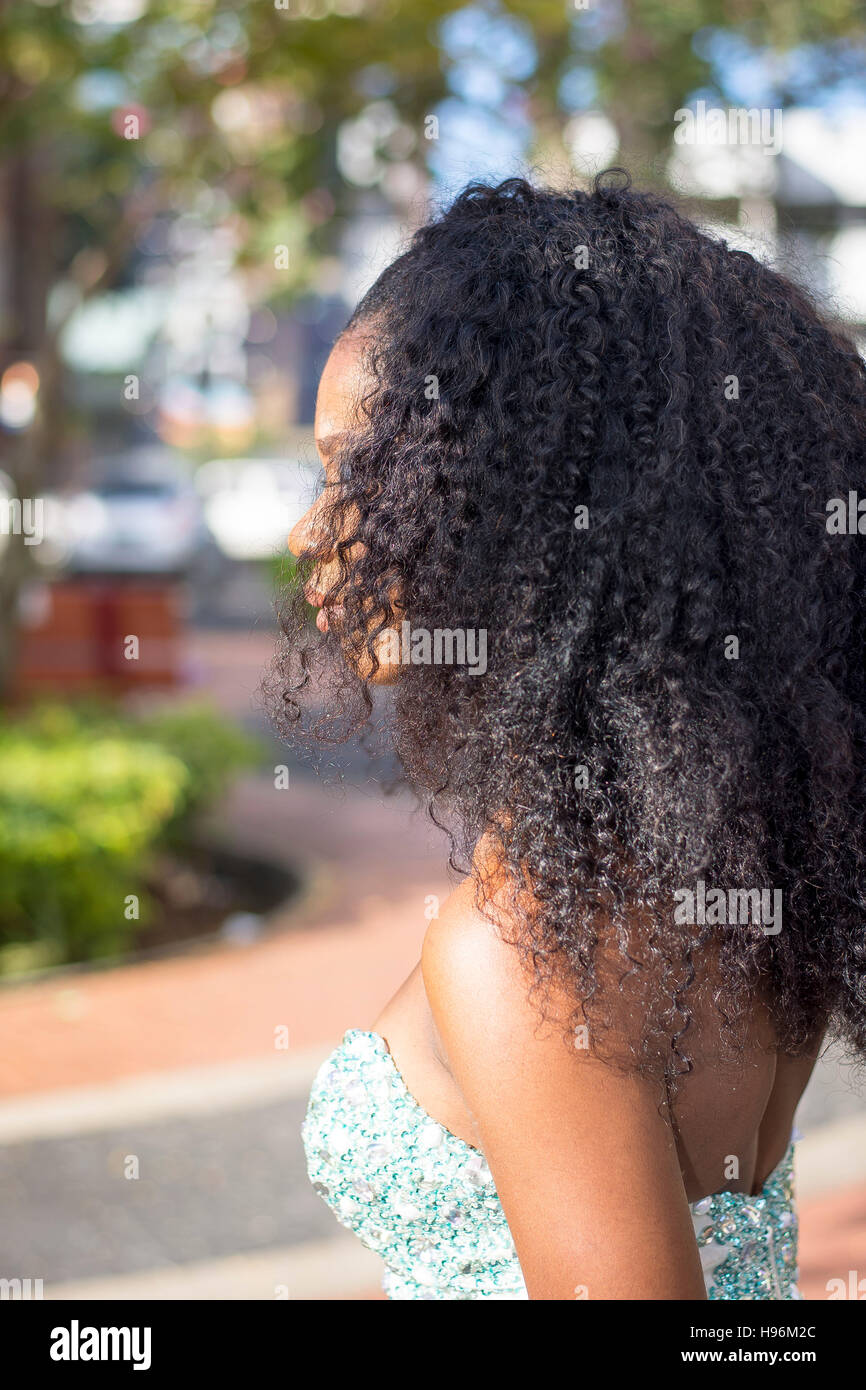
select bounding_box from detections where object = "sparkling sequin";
[302,1029,800,1300]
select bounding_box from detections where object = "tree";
[1,0,863,696]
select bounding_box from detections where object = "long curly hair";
[270,172,866,1089]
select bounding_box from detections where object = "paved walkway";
[0,774,449,1096]
[2,650,865,1300]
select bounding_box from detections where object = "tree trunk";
[0,150,57,703]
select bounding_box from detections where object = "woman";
[275,172,866,1299]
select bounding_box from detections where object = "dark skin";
[289,330,824,1301]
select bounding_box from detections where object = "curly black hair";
[270,171,866,1089]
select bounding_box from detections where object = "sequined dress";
[302,1028,800,1300]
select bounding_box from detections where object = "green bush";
[264,551,316,622]
[133,702,261,838]
[0,702,261,972]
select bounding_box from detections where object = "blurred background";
[1,0,866,1302]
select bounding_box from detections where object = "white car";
[64,451,211,576]
[195,456,321,561]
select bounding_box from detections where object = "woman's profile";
[270,171,866,1300]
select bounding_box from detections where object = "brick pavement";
[1,680,864,1298]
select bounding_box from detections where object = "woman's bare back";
[374,885,823,1205]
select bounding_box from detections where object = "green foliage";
[0,702,261,972]
[265,550,311,614]
[133,701,262,838]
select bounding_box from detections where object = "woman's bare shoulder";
[421,872,568,1046]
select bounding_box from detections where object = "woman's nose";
[288,501,320,559]
[287,512,306,558]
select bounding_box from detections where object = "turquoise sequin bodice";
[302,1029,800,1300]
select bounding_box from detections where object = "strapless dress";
[302,1028,801,1300]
